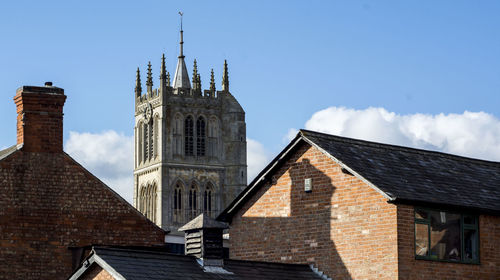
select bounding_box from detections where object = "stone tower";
[133,24,247,236]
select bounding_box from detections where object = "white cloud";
[64,131,272,202]
[300,106,500,161]
[284,128,299,143]
[65,131,134,203]
[247,138,271,182]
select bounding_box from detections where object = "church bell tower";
[133,16,247,237]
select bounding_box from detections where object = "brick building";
[0,83,166,280]
[218,130,500,279]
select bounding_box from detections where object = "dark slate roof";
[301,130,500,214]
[219,129,500,221]
[69,247,324,280]
[0,145,17,161]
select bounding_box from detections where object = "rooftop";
[69,247,326,280]
[219,129,500,221]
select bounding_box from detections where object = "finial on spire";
[166,71,171,87]
[210,69,216,92]
[135,67,142,97]
[197,74,201,90]
[146,61,153,93]
[222,60,229,92]
[178,12,184,58]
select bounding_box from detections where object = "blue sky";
[1,1,500,201]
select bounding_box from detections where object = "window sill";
[415,256,480,265]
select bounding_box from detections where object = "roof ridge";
[224,258,312,268]
[94,246,192,259]
[300,129,500,166]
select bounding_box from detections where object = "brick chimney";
[13,82,67,153]
[179,214,228,267]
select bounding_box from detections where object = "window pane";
[430,211,461,261]
[464,229,478,261]
[415,209,428,220]
[464,215,476,225]
[415,223,429,256]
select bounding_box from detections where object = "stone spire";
[160,54,167,93]
[222,59,229,92]
[166,72,171,87]
[172,12,191,89]
[135,67,142,97]
[210,69,216,92]
[146,61,153,94]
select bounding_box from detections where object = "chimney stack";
[13,83,67,153]
[179,214,228,267]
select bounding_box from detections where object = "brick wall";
[229,142,399,279]
[397,205,500,279]
[0,151,165,280]
[80,265,115,280]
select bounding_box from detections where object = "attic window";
[414,208,479,263]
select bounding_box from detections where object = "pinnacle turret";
[146,61,153,93]
[135,67,142,97]
[222,60,229,92]
[160,54,167,81]
[160,54,167,93]
[192,59,199,90]
[210,69,216,92]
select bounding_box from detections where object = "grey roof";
[179,214,228,231]
[70,247,324,280]
[219,129,500,221]
[0,145,17,161]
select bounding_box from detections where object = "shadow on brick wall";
[232,147,351,279]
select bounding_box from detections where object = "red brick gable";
[0,150,165,280]
[229,142,399,279]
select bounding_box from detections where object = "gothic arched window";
[139,185,146,214]
[148,119,154,159]
[188,183,198,220]
[196,117,206,156]
[173,183,183,223]
[204,183,214,217]
[139,183,157,223]
[137,122,143,163]
[185,116,194,156]
[143,122,148,161]
[153,116,159,158]
[150,184,157,223]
